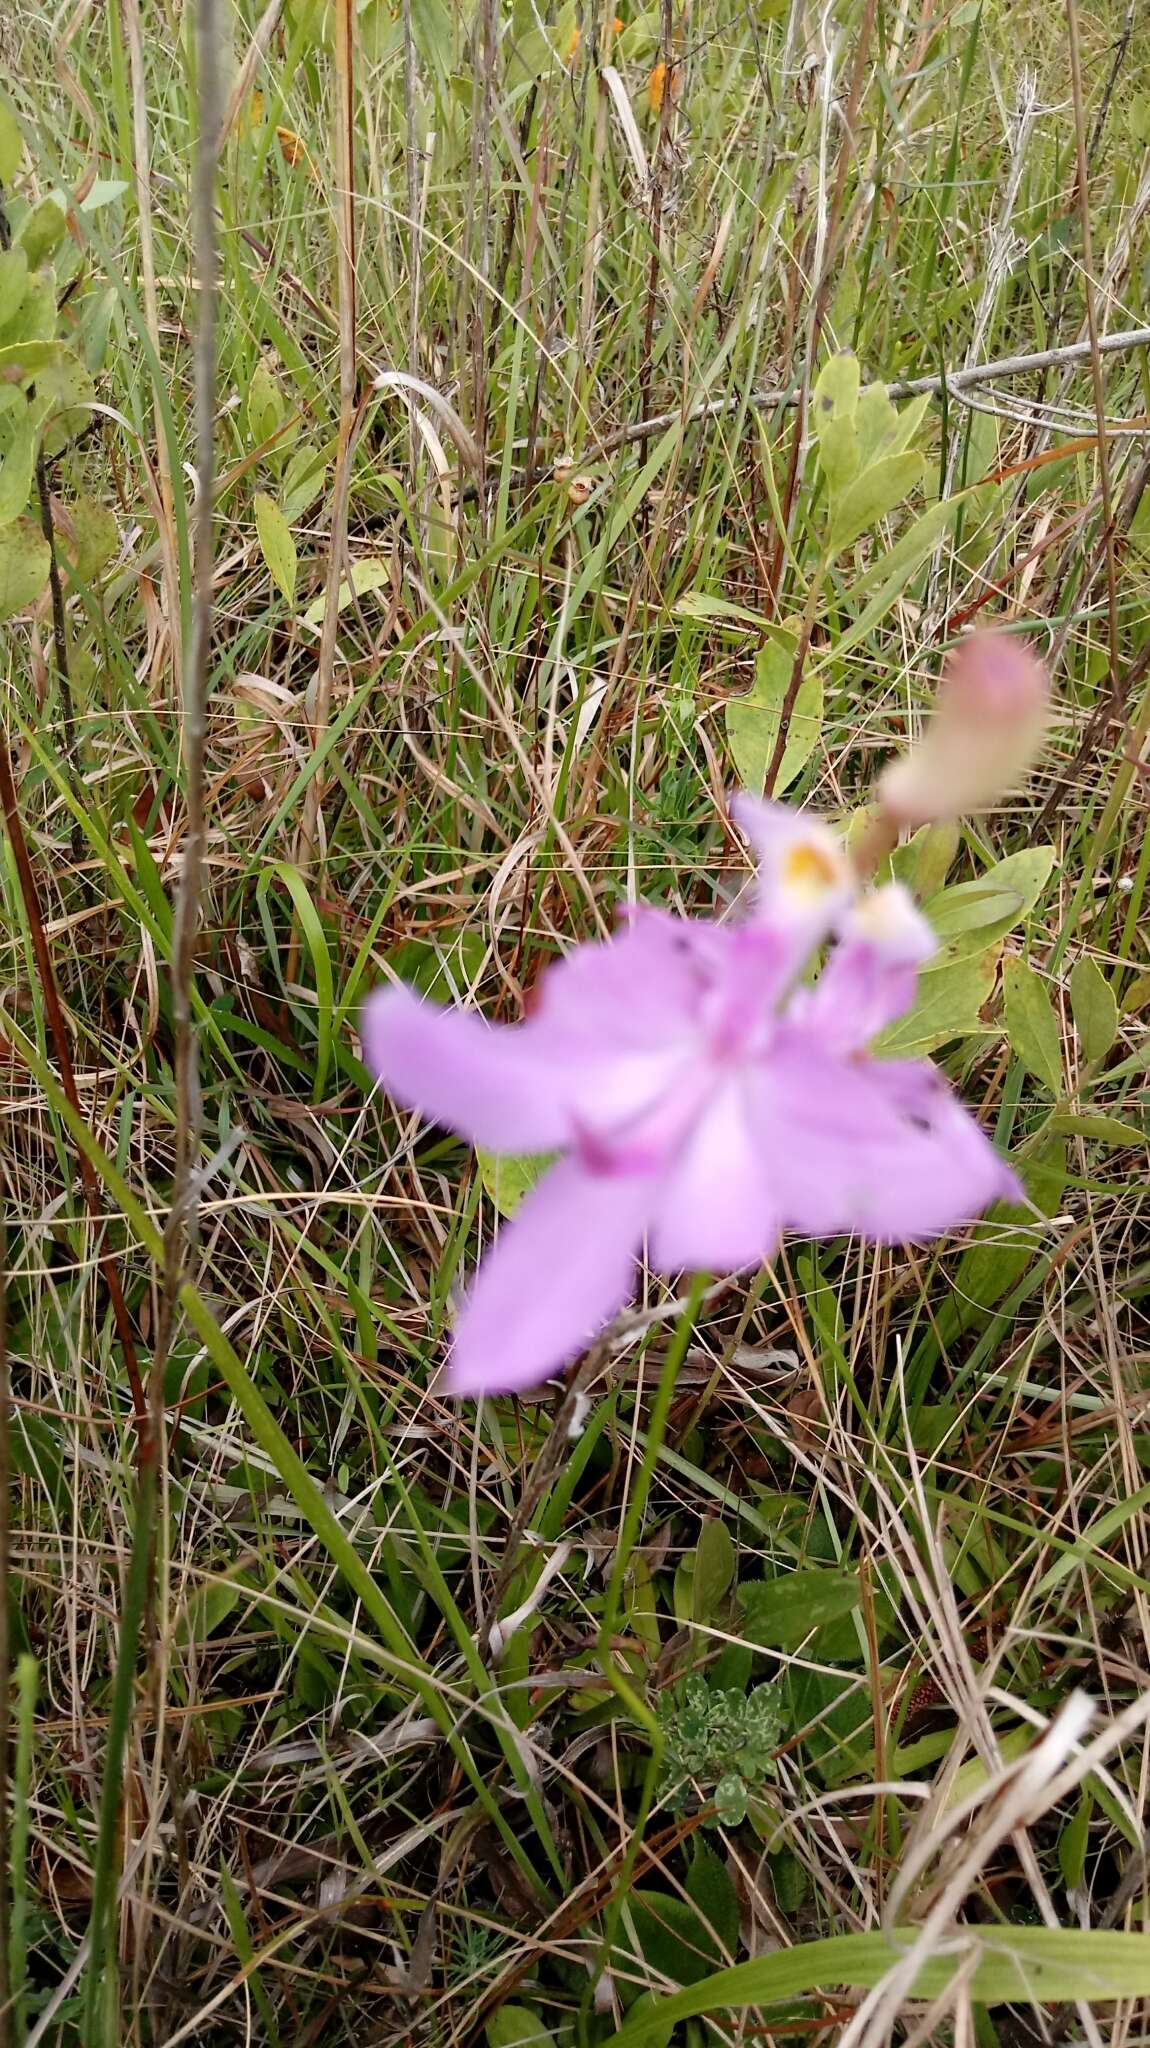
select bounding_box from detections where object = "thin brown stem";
[1065,0,1121,703]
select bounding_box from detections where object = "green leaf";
[246,359,286,448]
[281,440,327,521]
[626,1891,726,1987]
[890,819,960,901]
[485,2007,557,2048]
[78,178,130,214]
[0,399,36,524]
[0,517,50,619]
[1003,956,1062,1094]
[476,1150,553,1218]
[1058,1788,1092,1892]
[738,1570,860,1652]
[687,1845,739,1955]
[812,353,862,493]
[253,491,298,606]
[827,490,977,663]
[1048,1112,1145,1147]
[873,946,999,1057]
[0,95,22,185]
[0,246,29,333]
[174,1579,244,1647]
[303,554,390,628]
[60,496,119,583]
[952,1141,1065,1315]
[692,1520,735,1625]
[35,349,97,456]
[0,338,63,380]
[726,631,822,795]
[828,450,926,553]
[1070,956,1118,1065]
[926,847,1056,950]
[611,1928,1150,2045]
[16,196,67,270]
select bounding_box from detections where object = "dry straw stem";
[295,0,358,905]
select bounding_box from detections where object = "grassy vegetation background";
[1,0,1150,2040]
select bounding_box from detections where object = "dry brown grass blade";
[294,0,358,923]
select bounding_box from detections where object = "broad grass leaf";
[477,1150,553,1217]
[0,517,50,619]
[873,945,999,1057]
[828,450,925,552]
[254,491,298,606]
[1070,956,1118,1064]
[1003,956,1062,1093]
[611,1928,1150,2045]
[726,632,822,794]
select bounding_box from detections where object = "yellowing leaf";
[253,491,298,606]
[1069,956,1118,1065]
[1003,955,1062,1093]
[302,555,389,628]
[726,632,822,795]
[0,517,51,619]
[476,1150,553,1218]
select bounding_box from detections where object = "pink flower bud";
[879,630,1049,825]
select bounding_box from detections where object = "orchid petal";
[447,1158,653,1394]
[799,884,937,1053]
[759,1038,1021,1241]
[730,793,855,939]
[362,986,576,1153]
[650,1076,780,1273]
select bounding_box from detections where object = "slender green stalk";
[591,1271,710,1996]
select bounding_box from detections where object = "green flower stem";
[592,1271,711,1997]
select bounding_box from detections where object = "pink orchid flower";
[362,798,1021,1396]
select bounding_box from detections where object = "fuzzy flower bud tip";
[879,630,1049,826]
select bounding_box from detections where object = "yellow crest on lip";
[781,838,843,903]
